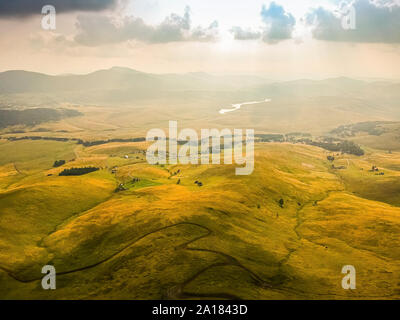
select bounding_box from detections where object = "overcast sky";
[0,0,399,79]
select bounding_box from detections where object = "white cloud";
[74,6,218,46]
[230,27,261,40]
[306,0,400,43]
[260,2,296,43]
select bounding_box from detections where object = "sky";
[0,0,399,79]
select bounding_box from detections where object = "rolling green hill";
[1,73,400,299]
[0,139,399,299]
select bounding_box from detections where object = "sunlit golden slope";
[0,140,399,299]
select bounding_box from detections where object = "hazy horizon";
[1,66,400,82]
[1,0,399,79]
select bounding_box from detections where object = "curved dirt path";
[2,220,272,299]
[4,222,210,282]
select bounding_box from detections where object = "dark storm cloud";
[0,0,118,17]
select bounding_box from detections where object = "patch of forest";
[299,138,364,156]
[59,167,99,176]
[77,137,146,147]
[0,108,82,129]
[330,121,394,137]
[255,132,364,156]
[5,135,146,146]
[255,134,285,142]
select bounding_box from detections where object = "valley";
[0,71,400,299]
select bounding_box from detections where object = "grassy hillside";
[1,74,400,299]
[0,139,399,299]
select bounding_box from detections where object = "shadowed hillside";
[0,108,81,129]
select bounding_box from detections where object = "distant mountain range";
[0,67,398,97]
[0,67,399,118]
[0,67,271,95]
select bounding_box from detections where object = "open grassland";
[331,150,400,207]
[0,139,399,299]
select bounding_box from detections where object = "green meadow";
[0,136,399,299]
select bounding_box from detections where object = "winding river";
[219,98,271,114]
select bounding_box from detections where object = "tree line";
[6,135,145,146]
[0,108,81,129]
[59,167,99,176]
